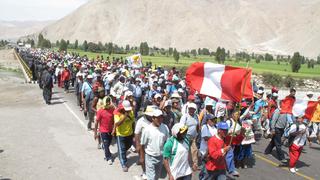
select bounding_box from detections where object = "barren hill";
[40,0,320,57]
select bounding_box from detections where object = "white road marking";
[54,93,93,135]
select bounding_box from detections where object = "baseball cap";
[257,90,264,94]
[178,88,184,93]
[87,75,93,79]
[154,93,162,99]
[272,92,278,97]
[122,100,132,111]
[153,109,163,117]
[217,122,229,130]
[188,103,197,110]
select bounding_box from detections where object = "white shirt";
[288,123,309,147]
[134,116,151,135]
[200,124,217,156]
[140,123,170,157]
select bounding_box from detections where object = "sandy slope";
[40,0,320,57]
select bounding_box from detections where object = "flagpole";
[229,61,251,146]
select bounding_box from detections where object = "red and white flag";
[186,62,253,102]
[292,99,318,120]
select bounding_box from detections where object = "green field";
[62,48,320,78]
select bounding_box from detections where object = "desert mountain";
[40,0,320,57]
[0,20,53,40]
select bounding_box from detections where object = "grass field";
[63,48,320,78]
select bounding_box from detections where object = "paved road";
[1,74,319,180]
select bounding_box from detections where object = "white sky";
[0,0,89,21]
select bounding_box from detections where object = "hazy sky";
[0,0,89,21]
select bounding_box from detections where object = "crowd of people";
[19,48,320,180]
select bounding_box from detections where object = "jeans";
[145,154,162,180]
[64,80,69,91]
[101,133,113,160]
[264,128,285,160]
[204,169,226,180]
[116,135,133,167]
[225,146,235,173]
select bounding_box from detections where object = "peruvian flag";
[292,99,318,120]
[186,62,253,102]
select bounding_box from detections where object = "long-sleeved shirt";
[206,135,226,171]
[271,109,288,130]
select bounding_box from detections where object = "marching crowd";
[19,48,320,180]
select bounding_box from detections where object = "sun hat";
[171,123,188,137]
[188,103,197,110]
[144,106,156,116]
[153,109,163,117]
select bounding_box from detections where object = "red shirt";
[206,135,226,171]
[280,96,295,114]
[61,69,71,81]
[96,108,114,133]
[268,99,278,119]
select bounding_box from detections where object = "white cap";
[122,100,132,111]
[188,103,197,110]
[164,100,172,107]
[154,93,162,99]
[178,88,184,93]
[87,75,93,79]
[125,91,133,97]
[272,92,278,97]
[153,109,163,117]
[257,90,264,94]
[171,93,181,99]
[307,91,313,95]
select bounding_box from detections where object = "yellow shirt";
[114,111,135,136]
[311,104,320,123]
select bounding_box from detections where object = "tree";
[66,40,70,47]
[37,33,44,47]
[139,42,149,55]
[87,42,100,52]
[198,48,202,55]
[191,49,197,57]
[169,47,173,56]
[56,40,60,47]
[83,40,88,51]
[125,44,130,53]
[106,42,113,55]
[173,48,180,63]
[291,52,302,73]
[74,40,78,49]
[59,39,68,51]
[202,48,210,55]
[265,53,273,61]
[216,47,226,64]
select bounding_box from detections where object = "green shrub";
[262,73,283,87]
[283,75,296,88]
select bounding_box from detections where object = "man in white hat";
[135,105,157,179]
[179,102,199,171]
[140,109,170,180]
[162,100,176,130]
[114,100,135,172]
